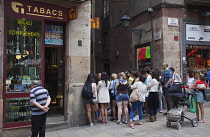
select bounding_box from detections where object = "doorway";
[44,47,64,116]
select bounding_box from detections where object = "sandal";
[134,121,143,125]
[129,122,134,129]
[199,120,204,123]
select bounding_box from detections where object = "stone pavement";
[46,103,210,137]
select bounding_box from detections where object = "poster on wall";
[45,25,63,45]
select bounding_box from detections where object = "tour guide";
[30,81,51,137]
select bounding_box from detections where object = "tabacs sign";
[5,0,68,22]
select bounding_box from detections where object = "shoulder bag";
[129,88,140,102]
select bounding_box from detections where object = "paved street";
[46,103,210,137]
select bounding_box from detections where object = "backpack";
[82,83,93,98]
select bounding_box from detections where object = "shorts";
[116,94,129,102]
[110,93,116,101]
[84,97,95,104]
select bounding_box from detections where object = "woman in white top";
[147,70,160,122]
[130,75,148,128]
[187,69,195,89]
[83,74,98,126]
[97,72,110,124]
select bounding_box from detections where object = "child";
[193,74,208,101]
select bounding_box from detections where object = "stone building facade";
[94,0,210,78]
[0,0,91,136]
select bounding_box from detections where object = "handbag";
[188,95,196,113]
[129,88,140,102]
[168,82,182,93]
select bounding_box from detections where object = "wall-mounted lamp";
[121,14,144,36]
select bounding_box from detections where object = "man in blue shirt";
[162,63,173,115]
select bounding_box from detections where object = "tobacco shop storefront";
[1,0,91,135]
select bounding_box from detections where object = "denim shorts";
[116,94,129,102]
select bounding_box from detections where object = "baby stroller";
[166,86,198,130]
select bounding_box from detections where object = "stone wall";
[162,16,181,74]
[0,0,4,136]
[131,17,164,71]
[65,1,91,126]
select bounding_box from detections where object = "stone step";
[46,120,69,132]
[46,116,69,132]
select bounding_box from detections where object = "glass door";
[44,47,64,116]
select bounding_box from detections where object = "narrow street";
[46,103,210,137]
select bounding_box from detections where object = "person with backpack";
[82,73,98,126]
[97,72,110,124]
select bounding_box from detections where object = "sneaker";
[102,121,105,124]
[133,115,139,121]
[90,123,93,127]
[123,120,128,124]
[95,117,99,119]
[105,121,109,124]
[111,118,116,121]
[159,109,163,113]
[116,120,122,125]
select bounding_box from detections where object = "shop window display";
[137,46,151,69]
[6,17,42,93]
[6,97,31,123]
[186,45,210,73]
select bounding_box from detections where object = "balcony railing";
[185,0,210,7]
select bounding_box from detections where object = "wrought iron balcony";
[185,0,210,7]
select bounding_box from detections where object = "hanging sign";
[69,6,78,20]
[91,18,100,29]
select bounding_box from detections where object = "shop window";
[186,45,210,73]
[137,46,151,70]
[6,17,42,93]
